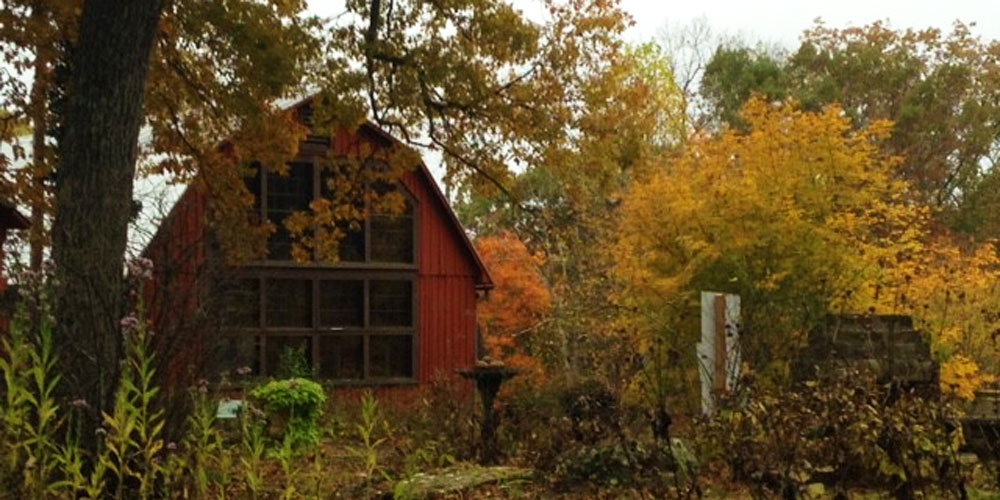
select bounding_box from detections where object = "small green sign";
[216,399,244,419]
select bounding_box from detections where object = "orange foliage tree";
[475,232,551,383]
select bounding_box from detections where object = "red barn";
[145,98,492,388]
[0,200,28,332]
[0,200,29,290]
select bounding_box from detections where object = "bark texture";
[28,4,50,276]
[50,0,163,439]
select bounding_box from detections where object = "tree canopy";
[617,97,1000,398]
[700,21,1000,236]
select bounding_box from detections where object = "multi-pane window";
[219,274,416,381]
[266,163,313,261]
[265,278,312,328]
[230,158,419,382]
[246,161,415,264]
[371,210,414,263]
[319,280,364,327]
[369,280,412,326]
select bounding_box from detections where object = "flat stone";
[393,463,533,498]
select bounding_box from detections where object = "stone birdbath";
[457,359,520,464]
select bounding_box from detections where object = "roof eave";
[0,202,29,230]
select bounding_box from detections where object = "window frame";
[250,157,419,268]
[223,269,419,385]
[262,162,315,261]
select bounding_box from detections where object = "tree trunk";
[27,4,52,336]
[51,0,163,446]
[28,5,50,276]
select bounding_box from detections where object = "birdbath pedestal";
[457,364,520,464]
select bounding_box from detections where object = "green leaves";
[701,46,788,129]
[250,377,326,450]
[0,301,64,497]
[347,391,390,479]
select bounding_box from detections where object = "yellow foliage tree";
[616,97,926,385]
[618,96,1000,400]
[457,43,687,384]
[883,240,1000,398]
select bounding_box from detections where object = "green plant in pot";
[250,377,326,450]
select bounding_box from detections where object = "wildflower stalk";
[239,409,266,499]
[348,391,388,479]
[0,274,63,497]
[22,312,63,497]
[97,267,165,499]
[184,387,220,497]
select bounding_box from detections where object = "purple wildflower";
[126,257,154,279]
[120,314,140,335]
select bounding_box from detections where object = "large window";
[230,158,418,383]
[246,161,415,264]
[219,273,416,381]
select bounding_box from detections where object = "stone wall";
[795,314,938,392]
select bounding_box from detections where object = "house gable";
[144,101,490,385]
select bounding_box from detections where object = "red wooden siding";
[332,125,483,383]
[417,275,477,381]
[401,168,479,382]
[0,205,30,335]
[144,186,208,387]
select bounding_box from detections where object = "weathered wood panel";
[416,275,478,382]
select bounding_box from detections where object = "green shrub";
[275,345,313,379]
[250,378,326,449]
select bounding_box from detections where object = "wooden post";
[477,377,501,464]
[698,292,741,415]
[713,294,727,395]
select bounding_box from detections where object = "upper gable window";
[266,163,313,261]
[246,161,415,265]
[370,181,415,263]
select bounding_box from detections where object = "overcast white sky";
[308,0,1000,49]
[616,0,1000,47]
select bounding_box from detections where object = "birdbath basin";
[457,363,520,464]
